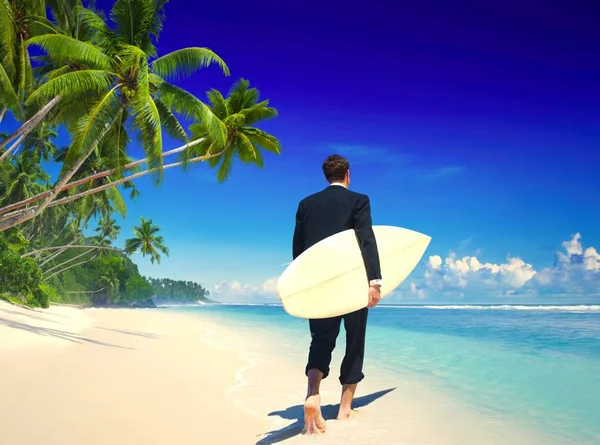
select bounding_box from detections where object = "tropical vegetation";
[0,0,281,308]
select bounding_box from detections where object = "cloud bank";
[210,276,279,304]
[210,233,599,303]
[404,233,600,300]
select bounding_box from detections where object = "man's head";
[322,154,350,187]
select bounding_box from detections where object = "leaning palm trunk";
[43,249,95,275]
[45,254,99,281]
[22,244,122,258]
[37,236,82,266]
[46,148,227,209]
[0,139,205,216]
[60,139,204,193]
[0,96,62,157]
[1,134,25,160]
[0,108,6,123]
[2,146,226,220]
[69,288,105,294]
[0,118,115,231]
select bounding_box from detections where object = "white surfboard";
[277,225,431,319]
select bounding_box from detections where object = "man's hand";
[367,284,381,308]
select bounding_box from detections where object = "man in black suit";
[292,154,382,434]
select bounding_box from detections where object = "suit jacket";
[292,184,382,282]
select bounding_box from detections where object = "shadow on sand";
[94,326,163,339]
[0,306,66,324]
[256,388,396,444]
[0,317,136,350]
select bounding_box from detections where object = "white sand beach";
[0,300,269,444]
[0,300,551,444]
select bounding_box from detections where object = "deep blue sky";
[4,0,600,302]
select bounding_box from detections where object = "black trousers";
[305,307,368,385]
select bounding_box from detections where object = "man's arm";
[353,195,382,282]
[292,202,304,260]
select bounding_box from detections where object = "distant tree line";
[147,277,213,304]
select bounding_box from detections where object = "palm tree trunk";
[37,235,82,267]
[43,249,94,275]
[0,108,6,123]
[45,254,98,281]
[22,244,122,258]
[2,146,226,220]
[0,116,116,231]
[0,138,205,217]
[60,138,205,193]
[0,95,62,157]
[1,134,25,160]
[46,148,227,209]
[69,288,106,294]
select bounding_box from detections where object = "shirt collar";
[329,182,347,188]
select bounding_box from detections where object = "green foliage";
[188,78,282,182]
[0,236,48,307]
[124,217,168,264]
[148,277,212,304]
[0,247,42,295]
[39,282,60,303]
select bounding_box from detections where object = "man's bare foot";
[303,395,327,434]
[336,408,359,421]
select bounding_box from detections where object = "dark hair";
[322,154,349,183]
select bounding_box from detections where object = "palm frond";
[206,88,227,119]
[25,69,113,106]
[0,0,17,82]
[26,0,47,17]
[23,14,61,36]
[155,98,187,142]
[131,94,163,181]
[158,82,227,147]
[27,34,113,70]
[226,78,258,113]
[151,47,230,81]
[0,62,22,118]
[103,182,127,218]
[243,127,282,154]
[62,84,122,171]
[236,133,262,166]
[18,39,34,101]
[75,6,116,49]
[95,108,131,177]
[241,100,278,125]
[110,0,166,56]
[216,146,234,183]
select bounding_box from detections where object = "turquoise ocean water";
[175,303,600,444]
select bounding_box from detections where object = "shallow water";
[176,303,600,444]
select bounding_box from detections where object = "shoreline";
[0,300,576,444]
[189,308,556,445]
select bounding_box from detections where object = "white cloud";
[533,233,600,295]
[409,233,600,299]
[210,276,279,303]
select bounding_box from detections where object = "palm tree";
[0,0,230,231]
[0,0,109,155]
[10,78,284,211]
[124,217,168,264]
[1,151,50,206]
[188,78,282,182]
[0,0,47,122]
[94,215,121,243]
[21,121,59,162]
